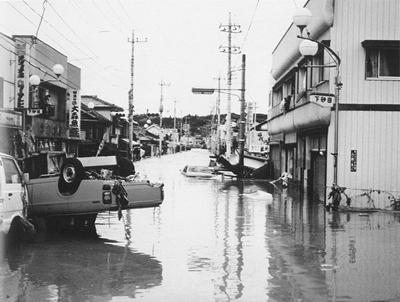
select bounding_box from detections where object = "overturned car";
[23,152,164,229]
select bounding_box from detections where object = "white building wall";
[0,33,15,109]
[330,0,400,197]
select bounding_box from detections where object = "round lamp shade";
[299,39,318,57]
[292,7,312,28]
[53,64,64,76]
[29,74,41,86]
[88,102,95,109]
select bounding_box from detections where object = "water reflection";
[2,150,400,301]
[1,232,162,301]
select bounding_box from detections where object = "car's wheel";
[58,158,85,195]
[115,157,135,177]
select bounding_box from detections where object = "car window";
[3,157,21,184]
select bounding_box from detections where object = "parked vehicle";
[23,152,164,230]
[0,152,32,242]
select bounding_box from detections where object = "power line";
[47,1,97,58]
[106,0,128,29]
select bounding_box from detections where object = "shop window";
[363,40,400,79]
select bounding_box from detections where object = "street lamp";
[29,64,64,86]
[293,7,342,185]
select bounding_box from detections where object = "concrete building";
[0,33,82,158]
[0,33,21,155]
[266,0,400,205]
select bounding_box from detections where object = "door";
[311,152,326,203]
[0,156,25,233]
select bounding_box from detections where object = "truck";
[22,152,164,231]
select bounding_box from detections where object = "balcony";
[267,91,333,136]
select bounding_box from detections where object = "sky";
[0,0,307,118]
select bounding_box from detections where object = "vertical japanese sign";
[247,101,254,125]
[350,150,357,172]
[15,42,28,109]
[67,89,81,138]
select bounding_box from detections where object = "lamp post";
[293,8,342,185]
[192,54,246,178]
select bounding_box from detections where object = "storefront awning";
[267,102,332,135]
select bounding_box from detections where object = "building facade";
[0,33,22,156]
[81,95,128,157]
[0,33,82,158]
[267,0,400,205]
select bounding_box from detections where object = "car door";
[0,155,25,234]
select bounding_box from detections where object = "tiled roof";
[81,95,124,111]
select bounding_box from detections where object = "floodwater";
[1,149,400,302]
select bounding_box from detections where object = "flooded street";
[2,149,400,301]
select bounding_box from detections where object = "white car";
[181,165,215,178]
[0,152,29,239]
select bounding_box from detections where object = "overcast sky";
[0,0,307,117]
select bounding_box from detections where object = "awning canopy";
[267,102,332,135]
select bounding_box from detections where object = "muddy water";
[1,149,400,301]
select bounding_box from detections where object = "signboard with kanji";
[310,94,335,107]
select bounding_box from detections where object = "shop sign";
[67,89,81,138]
[249,145,261,153]
[15,43,28,109]
[0,111,21,127]
[350,150,357,172]
[26,108,43,116]
[310,93,335,107]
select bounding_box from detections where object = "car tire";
[58,158,85,195]
[116,157,135,177]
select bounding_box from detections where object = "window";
[272,86,282,108]
[363,40,400,79]
[313,51,325,83]
[3,157,21,184]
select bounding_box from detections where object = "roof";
[81,95,124,111]
[80,103,112,124]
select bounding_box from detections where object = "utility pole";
[173,98,179,153]
[159,79,170,156]
[216,76,221,155]
[128,30,146,160]
[238,54,246,179]
[220,12,241,158]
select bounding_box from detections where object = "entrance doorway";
[309,152,327,202]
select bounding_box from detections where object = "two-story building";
[81,95,130,157]
[267,0,400,204]
[0,33,82,159]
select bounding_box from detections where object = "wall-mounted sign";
[310,93,335,107]
[0,110,21,127]
[26,108,43,116]
[15,43,28,109]
[67,89,81,139]
[351,150,357,172]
